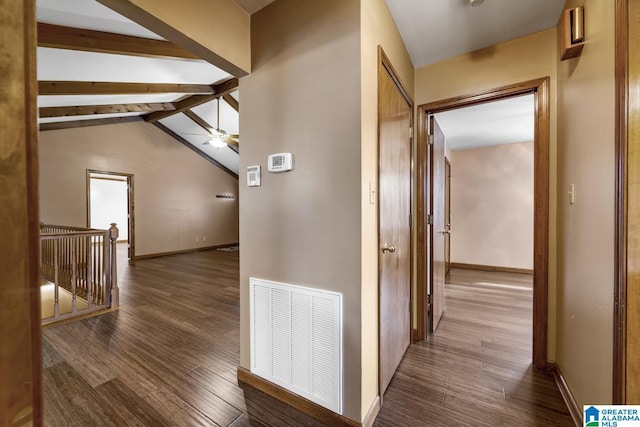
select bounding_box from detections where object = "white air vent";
[250,277,342,414]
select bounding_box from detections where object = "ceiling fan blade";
[228,134,239,138]
[181,132,209,136]
[222,136,239,147]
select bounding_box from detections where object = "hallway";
[374,268,573,426]
[41,254,572,426]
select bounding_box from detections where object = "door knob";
[381,242,396,253]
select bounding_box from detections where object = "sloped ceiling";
[36,0,565,171]
[36,0,240,176]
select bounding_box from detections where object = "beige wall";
[360,0,414,418]
[450,142,534,270]
[415,28,559,359]
[98,0,250,75]
[556,0,615,407]
[240,0,363,420]
[39,121,239,257]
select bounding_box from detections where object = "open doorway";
[86,170,135,261]
[416,78,550,369]
[434,94,535,362]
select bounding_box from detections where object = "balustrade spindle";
[40,224,119,324]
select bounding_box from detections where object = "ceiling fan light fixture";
[469,0,484,6]
[210,135,228,149]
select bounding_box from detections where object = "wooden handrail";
[39,223,119,325]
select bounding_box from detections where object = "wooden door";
[379,56,412,396]
[444,158,451,277]
[429,116,446,333]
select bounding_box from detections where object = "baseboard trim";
[361,396,380,427]
[237,367,361,427]
[450,262,533,275]
[133,243,238,260]
[549,362,581,427]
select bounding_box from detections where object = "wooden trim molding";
[237,367,362,427]
[549,362,581,427]
[450,262,534,275]
[133,243,238,260]
[361,396,380,427]
[613,0,629,404]
[0,0,43,423]
[416,78,550,371]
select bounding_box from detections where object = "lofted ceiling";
[36,0,240,176]
[36,0,564,174]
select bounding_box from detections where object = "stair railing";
[40,223,119,324]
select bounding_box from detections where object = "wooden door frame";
[1,0,42,423]
[377,47,414,397]
[416,78,550,370]
[86,169,135,260]
[444,157,451,277]
[613,0,640,404]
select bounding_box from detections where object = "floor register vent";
[250,277,343,414]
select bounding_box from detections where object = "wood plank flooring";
[42,254,572,426]
[374,268,573,427]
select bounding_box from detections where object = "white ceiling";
[37,0,163,39]
[36,0,564,175]
[434,94,534,151]
[233,0,276,14]
[385,0,564,67]
[36,0,239,174]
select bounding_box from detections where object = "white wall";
[450,141,533,270]
[39,121,239,257]
[556,0,615,407]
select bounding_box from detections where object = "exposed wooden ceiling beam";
[145,77,238,122]
[223,94,239,113]
[39,116,144,131]
[152,122,237,179]
[184,110,213,132]
[37,23,200,60]
[38,81,215,96]
[183,110,239,149]
[145,94,217,122]
[39,102,175,118]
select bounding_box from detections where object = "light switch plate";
[247,165,261,187]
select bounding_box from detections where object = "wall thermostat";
[247,165,261,187]
[267,153,294,172]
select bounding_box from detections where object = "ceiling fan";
[182,97,239,148]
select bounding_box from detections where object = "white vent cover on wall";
[250,277,343,414]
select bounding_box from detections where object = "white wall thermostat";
[267,153,294,172]
[247,165,261,187]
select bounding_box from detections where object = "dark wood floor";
[42,253,572,426]
[374,268,573,427]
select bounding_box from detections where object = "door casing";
[86,169,135,261]
[416,78,550,370]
